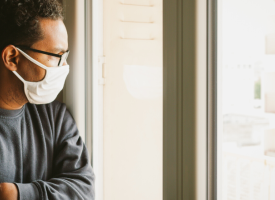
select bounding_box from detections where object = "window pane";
[99,0,163,200]
[219,0,275,199]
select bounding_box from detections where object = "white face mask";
[12,48,70,104]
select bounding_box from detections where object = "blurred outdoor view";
[220,0,275,199]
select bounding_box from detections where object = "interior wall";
[56,90,63,103]
[55,0,64,103]
[62,0,86,141]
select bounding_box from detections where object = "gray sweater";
[0,101,95,200]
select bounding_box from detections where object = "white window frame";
[62,0,104,199]
[85,1,104,200]
[82,0,218,199]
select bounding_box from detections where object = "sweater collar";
[0,105,25,118]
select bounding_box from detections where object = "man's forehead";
[34,18,68,51]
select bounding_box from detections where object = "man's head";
[0,0,68,109]
[0,0,64,51]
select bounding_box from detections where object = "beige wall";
[103,0,163,199]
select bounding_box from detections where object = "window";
[88,0,163,199]
[218,0,275,199]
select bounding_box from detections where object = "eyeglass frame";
[14,45,70,67]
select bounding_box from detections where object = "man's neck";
[0,69,27,110]
[0,95,24,110]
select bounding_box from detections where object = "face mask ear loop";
[16,48,49,70]
[13,71,26,83]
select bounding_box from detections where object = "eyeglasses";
[15,45,70,67]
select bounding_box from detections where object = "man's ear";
[1,45,20,71]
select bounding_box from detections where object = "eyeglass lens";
[59,51,70,66]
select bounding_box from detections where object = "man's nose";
[62,60,68,66]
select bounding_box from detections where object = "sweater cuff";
[14,183,40,200]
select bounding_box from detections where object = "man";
[0,0,95,200]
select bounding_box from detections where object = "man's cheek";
[28,66,46,82]
[37,68,46,82]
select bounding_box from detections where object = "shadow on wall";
[56,90,63,103]
[55,0,63,103]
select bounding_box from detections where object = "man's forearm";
[0,183,18,200]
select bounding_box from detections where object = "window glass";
[219,0,275,199]
[101,0,163,199]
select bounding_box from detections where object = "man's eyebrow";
[52,47,69,53]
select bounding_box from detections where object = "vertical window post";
[163,0,208,199]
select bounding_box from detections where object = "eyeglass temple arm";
[16,46,62,58]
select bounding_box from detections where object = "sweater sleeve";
[17,104,95,200]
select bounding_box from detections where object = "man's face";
[16,18,68,82]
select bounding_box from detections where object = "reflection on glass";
[220,0,275,199]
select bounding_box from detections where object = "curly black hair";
[0,0,64,51]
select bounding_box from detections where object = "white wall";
[63,0,86,141]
